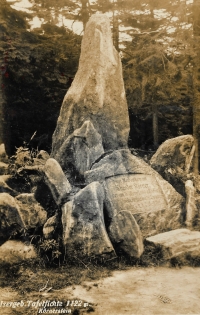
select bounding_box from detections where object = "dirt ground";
[1,266,200,315]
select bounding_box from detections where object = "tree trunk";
[193,0,200,175]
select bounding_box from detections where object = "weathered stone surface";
[54,120,104,181]
[85,149,185,238]
[0,162,8,175]
[34,179,59,217]
[44,158,72,206]
[108,211,144,258]
[33,150,50,166]
[51,14,130,157]
[0,193,25,245]
[150,135,194,173]
[0,175,18,196]
[43,214,59,239]
[85,149,151,184]
[150,135,194,195]
[0,240,37,265]
[62,182,115,259]
[15,193,47,229]
[145,229,200,260]
[0,143,8,163]
[185,180,198,228]
[37,150,50,161]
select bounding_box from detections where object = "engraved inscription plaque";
[105,174,168,214]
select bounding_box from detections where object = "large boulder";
[51,14,130,157]
[150,135,195,195]
[85,149,185,238]
[53,121,104,183]
[0,240,37,265]
[0,193,25,245]
[145,229,200,261]
[44,158,72,206]
[15,193,47,229]
[62,182,115,259]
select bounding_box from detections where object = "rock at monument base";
[85,149,185,238]
[33,150,50,166]
[15,193,47,229]
[54,121,104,182]
[0,240,37,266]
[51,14,130,156]
[150,135,195,195]
[44,158,72,206]
[0,143,8,163]
[37,150,50,161]
[108,211,144,258]
[0,193,25,245]
[34,179,59,218]
[185,180,198,228]
[0,162,8,175]
[43,214,59,239]
[0,175,18,196]
[150,135,194,172]
[62,182,115,259]
[145,229,200,261]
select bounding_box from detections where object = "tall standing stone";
[51,14,130,156]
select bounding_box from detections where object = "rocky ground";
[1,265,200,315]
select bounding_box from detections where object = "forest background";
[0,0,199,168]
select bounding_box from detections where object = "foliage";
[0,2,81,154]
[38,238,62,266]
[1,0,196,151]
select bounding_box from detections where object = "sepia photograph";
[0,0,200,314]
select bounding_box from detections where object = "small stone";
[145,228,200,260]
[37,150,50,161]
[185,180,198,228]
[0,240,37,265]
[0,144,8,163]
[44,158,72,206]
[0,193,25,245]
[0,175,18,196]
[43,214,59,239]
[15,193,47,229]
[0,162,9,175]
[62,182,115,259]
[33,150,50,166]
[108,211,144,258]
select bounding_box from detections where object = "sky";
[6,0,193,41]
